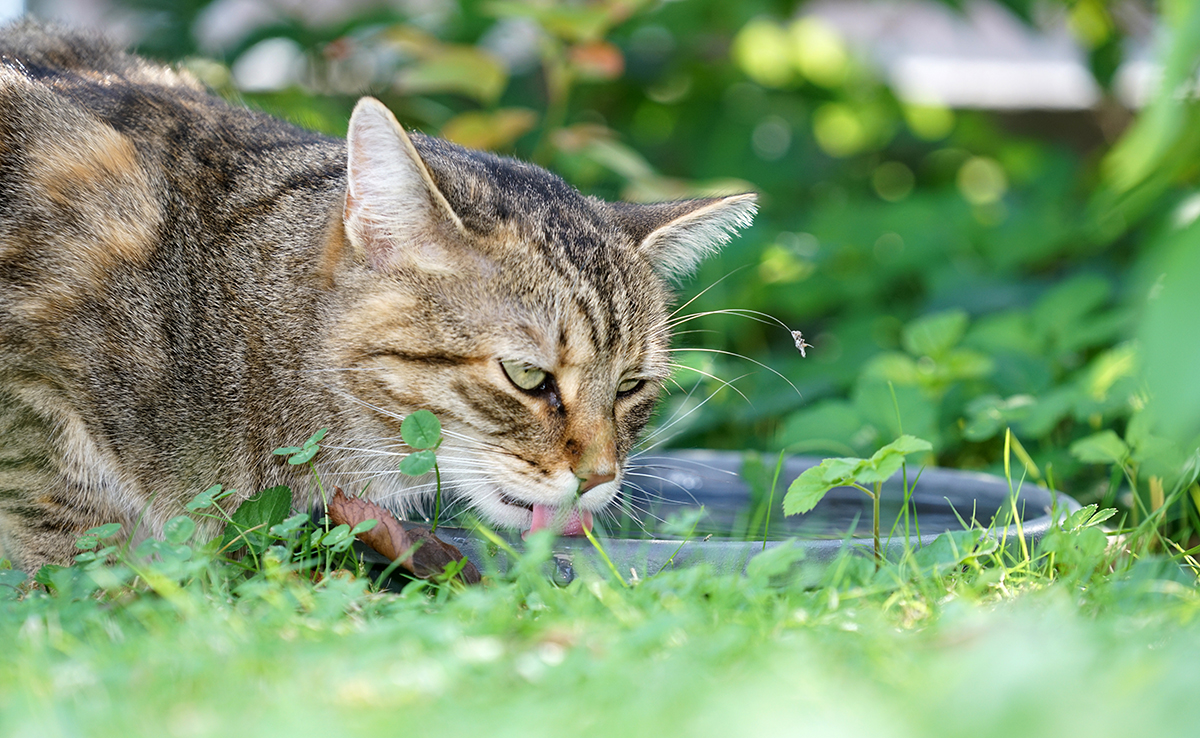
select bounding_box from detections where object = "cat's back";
[0,19,336,154]
[0,20,348,321]
[0,20,345,265]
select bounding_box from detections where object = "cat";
[0,20,756,573]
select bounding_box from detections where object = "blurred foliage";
[67,0,1200,546]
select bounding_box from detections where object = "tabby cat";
[0,20,756,572]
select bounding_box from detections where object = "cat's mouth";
[499,493,593,536]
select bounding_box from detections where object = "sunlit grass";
[2,485,1198,738]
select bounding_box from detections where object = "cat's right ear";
[613,194,758,282]
[344,97,466,271]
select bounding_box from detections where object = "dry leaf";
[327,487,481,584]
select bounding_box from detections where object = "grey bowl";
[354,450,1080,584]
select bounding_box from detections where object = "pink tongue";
[528,504,593,536]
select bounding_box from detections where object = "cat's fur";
[0,20,755,572]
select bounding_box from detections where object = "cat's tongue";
[528,504,593,536]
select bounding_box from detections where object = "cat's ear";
[613,194,758,281]
[344,97,466,271]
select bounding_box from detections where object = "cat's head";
[332,97,755,535]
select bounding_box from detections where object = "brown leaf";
[327,487,480,585]
[570,41,624,80]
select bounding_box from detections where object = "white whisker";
[672,347,800,395]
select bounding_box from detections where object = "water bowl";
[370,450,1080,584]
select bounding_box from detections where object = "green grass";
[3,509,1198,738]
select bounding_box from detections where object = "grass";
[0,430,1195,738]
[2,487,1199,738]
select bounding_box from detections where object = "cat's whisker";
[606,489,673,532]
[672,346,800,395]
[322,444,405,457]
[666,307,794,333]
[330,390,407,424]
[634,382,710,449]
[439,428,511,453]
[668,266,750,318]
[628,455,743,482]
[635,373,752,450]
[670,328,723,339]
[622,470,707,503]
[665,363,751,404]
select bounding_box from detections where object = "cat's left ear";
[344,97,467,271]
[612,194,758,282]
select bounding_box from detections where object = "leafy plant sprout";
[273,428,331,518]
[784,435,933,564]
[396,410,445,532]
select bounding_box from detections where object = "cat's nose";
[577,472,616,495]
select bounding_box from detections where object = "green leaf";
[269,513,311,538]
[163,515,196,545]
[487,1,621,42]
[856,454,906,484]
[857,435,932,483]
[901,310,968,357]
[350,520,379,536]
[440,108,538,151]
[135,539,162,559]
[963,394,1035,442]
[1140,222,1200,446]
[186,484,232,512]
[1064,504,1099,531]
[878,434,933,456]
[305,428,328,447]
[395,49,508,105]
[938,348,995,381]
[85,523,122,539]
[852,380,940,450]
[1070,430,1130,466]
[272,446,302,456]
[913,530,985,572]
[287,445,319,465]
[401,410,442,450]
[1062,503,1117,532]
[1039,525,1108,565]
[822,457,864,481]
[399,449,438,476]
[221,485,293,553]
[33,565,64,590]
[777,465,844,516]
[0,568,27,593]
[777,400,875,456]
[321,524,352,547]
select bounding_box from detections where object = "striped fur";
[0,20,756,571]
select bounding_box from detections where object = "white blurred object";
[805,0,1157,110]
[231,36,303,91]
[0,0,24,24]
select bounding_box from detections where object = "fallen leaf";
[327,487,481,584]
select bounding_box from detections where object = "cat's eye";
[501,360,547,391]
[617,378,645,396]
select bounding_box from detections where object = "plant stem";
[763,451,785,551]
[310,461,329,534]
[851,482,882,566]
[582,523,627,587]
[873,481,882,566]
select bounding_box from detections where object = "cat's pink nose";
[578,473,616,494]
